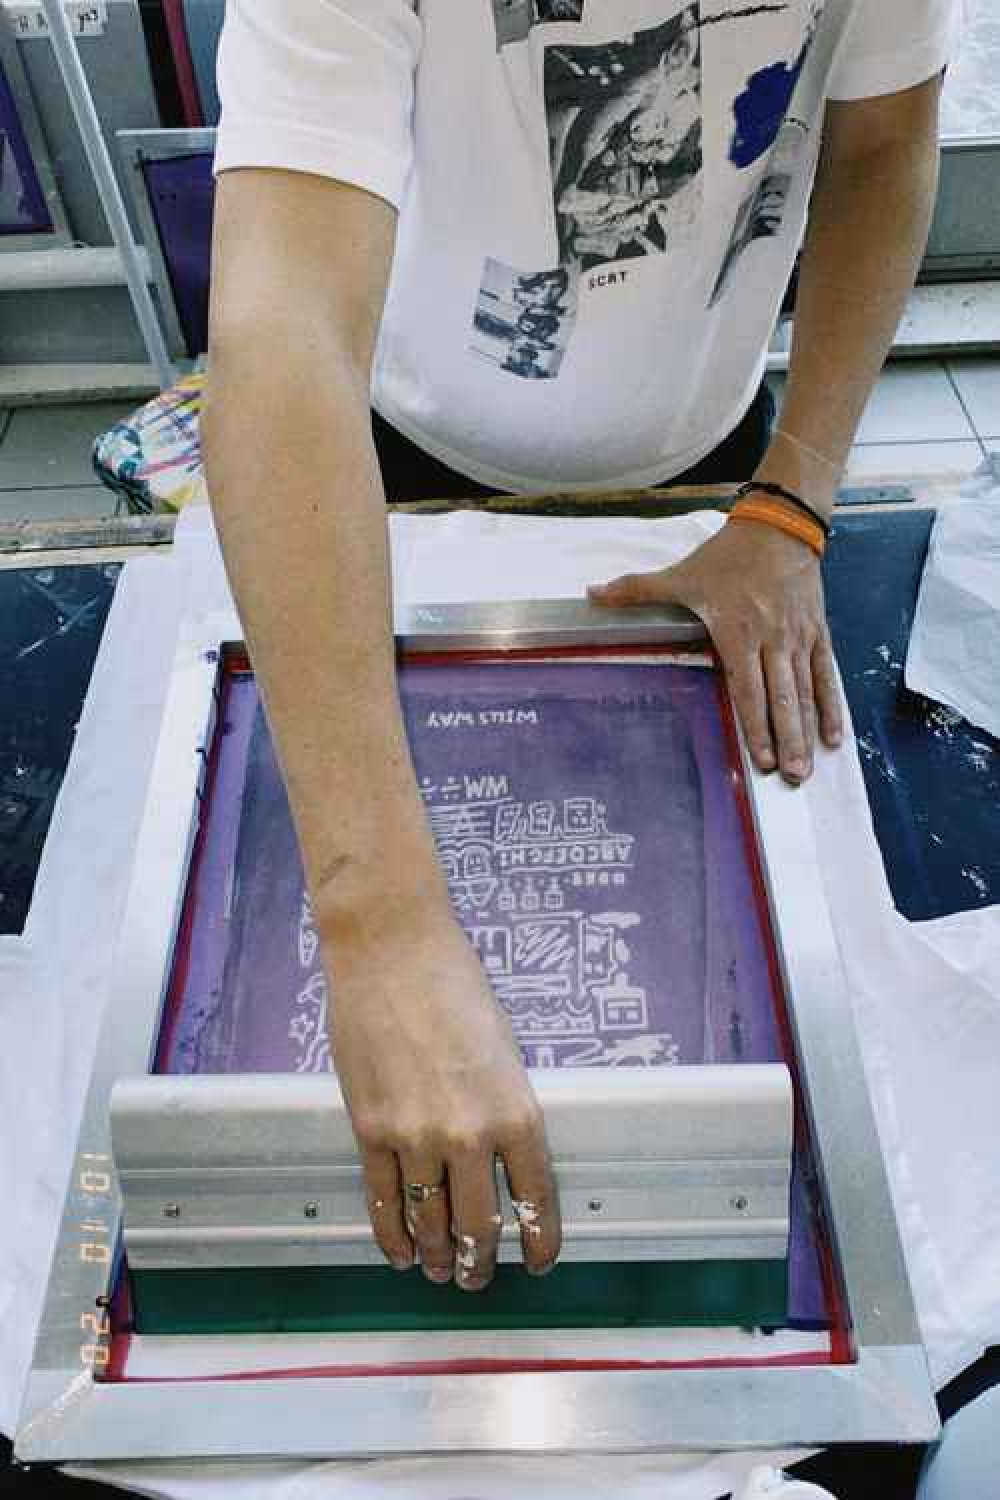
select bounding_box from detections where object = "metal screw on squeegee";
[204,650,219,664]
[588,1199,603,1213]
[163,1203,181,1219]
[730,1195,750,1213]
[304,1202,320,1219]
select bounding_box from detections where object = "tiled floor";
[0,361,997,522]
[0,400,135,522]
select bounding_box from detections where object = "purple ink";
[157,657,827,1325]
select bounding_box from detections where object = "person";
[201,0,957,1293]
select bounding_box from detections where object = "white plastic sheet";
[2,506,998,1500]
[905,496,1000,740]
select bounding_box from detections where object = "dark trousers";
[372,382,777,503]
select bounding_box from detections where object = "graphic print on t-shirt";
[710,117,807,305]
[729,0,821,166]
[472,3,703,381]
[471,261,580,380]
[491,0,585,49]
[546,10,703,268]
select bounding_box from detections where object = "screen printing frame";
[117,127,216,358]
[0,13,72,249]
[17,601,939,1462]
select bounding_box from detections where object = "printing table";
[3,477,998,1476]
[2,480,996,929]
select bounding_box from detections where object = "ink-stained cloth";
[0,505,998,1500]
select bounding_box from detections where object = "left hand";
[589,520,844,785]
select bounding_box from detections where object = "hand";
[323,899,561,1290]
[589,520,844,784]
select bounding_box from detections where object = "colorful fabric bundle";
[92,372,207,514]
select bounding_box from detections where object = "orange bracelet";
[728,496,827,558]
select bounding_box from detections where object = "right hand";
[323,900,561,1291]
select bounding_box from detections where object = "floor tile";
[846,441,984,483]
[0,402,134,489]
[855,363,977,445]
[947,358,1000,440]
[0,485,118,522]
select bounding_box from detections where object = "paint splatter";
[961,866,990,901]
[968,742,995,775]
[926,705,965,743]
[857,733,900,784]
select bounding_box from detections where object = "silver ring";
[405,1181,445,1205]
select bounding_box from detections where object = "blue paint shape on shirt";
[730,44,808,167]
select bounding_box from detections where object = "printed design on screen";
[728,0,821,166]
[471,3,703,379]
[709,118,807,305]
[167,665,787,1081]
[491,0,585,50]
[422,776,681,1067]
[289,895,329,1073]
[283,776,680,1073]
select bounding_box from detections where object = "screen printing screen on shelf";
[152,652,835,1335]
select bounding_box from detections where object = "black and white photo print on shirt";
[710,118,808,306]
[491,0,585,50]
[546,6,703,270]
[473,3,704,380]
[535,0,586,20]
[471,261,580,380]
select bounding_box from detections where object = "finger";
[792,650,817,769]
[587,568,677,609]
[398,1154,453,1284]
[812,633,845,750]
[361,1147,413,1272]
[502,1117,561,1275]
[719,643,776,774]
[447,1151,503,1294]
[762,650,810,784]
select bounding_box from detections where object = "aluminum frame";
[16,600,940,1462]
[110,1065,795,1269]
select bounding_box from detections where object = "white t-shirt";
[214,0,958,492]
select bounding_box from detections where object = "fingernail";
[758,747,776,770]
[787,757,807,776]
[830,730,844,747]
[423,1266,452,1284]
[391,1255,414,1272]
[526,1261,558,1278]
[457,1272,489,1294]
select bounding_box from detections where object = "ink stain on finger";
[457,1234,479,1272]
[512,1199,543,1237]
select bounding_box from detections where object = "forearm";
[202,339,448,933]
[757,81,942,516]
